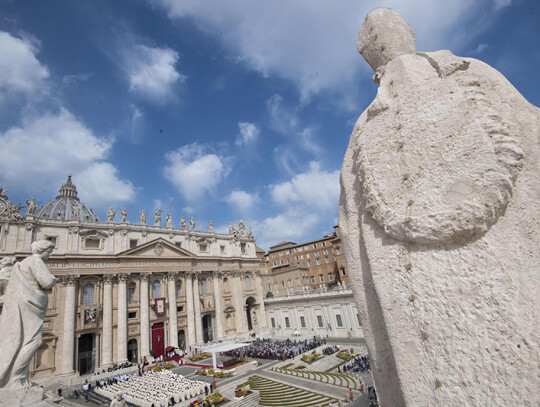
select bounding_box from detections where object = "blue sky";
[0,0,538,250]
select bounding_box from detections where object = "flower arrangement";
[296,364,306,369]
[235,382,250,398]
[190,352,211,361]
[301,351,322,364]
[190,392,227,406]
[149,361,174,372]
[196,367,232,378]
[337,350,351,360]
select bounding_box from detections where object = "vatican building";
[0,176,266,381]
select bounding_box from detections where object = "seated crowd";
[342,354,370,373]
[322,345,340,355]
[224,338,324,361]
[95,370,210,407]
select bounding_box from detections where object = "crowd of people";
[342,354,370,373]
[321,345,340,355]
[97,361,133,374]
[96,370,209,407]
[224,338,325,361]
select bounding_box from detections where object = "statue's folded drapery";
[0,254,56,389]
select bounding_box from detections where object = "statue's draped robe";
[0,256,56,388]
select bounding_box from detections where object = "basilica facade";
[0,176,266,380]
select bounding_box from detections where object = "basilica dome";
[35,175,100,222]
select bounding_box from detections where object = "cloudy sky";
[0,0,538,250]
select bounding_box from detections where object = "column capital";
[254,270,261,277]
[103,274,115,284]
[138,272,151,282]
[184,271,194,281]
[231,270,242,278]
[117,273,130,283]
[166,271,178,281]
[59,274,79,285]
[212,270,223,279]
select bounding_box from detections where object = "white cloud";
[0,31,49,101]
[163,143,231,201]
[225,190,259,215]
[235,122,259,146]
[125,44,185,103]
[155,0,505,101]
[467,43,489,55]
[0,108,135,204]
[493,0,512,11]
[270,161,340,211]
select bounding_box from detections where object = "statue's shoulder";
[353,50,526,245]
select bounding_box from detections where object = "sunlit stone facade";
[0,177,265,380]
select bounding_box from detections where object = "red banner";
[154,297,166,316]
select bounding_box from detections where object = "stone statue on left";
[0,240,56,406]
[109,392,127,407]
[25,198,36,216]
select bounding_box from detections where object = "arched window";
[175,282,182,297]
[82,283,94,305]
[152,280,161,298]
[128,283,136,303]
[245,276,251,290]
[200,278,207,294]
[223,277,229,292]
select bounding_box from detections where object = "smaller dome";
[35,175,100,222]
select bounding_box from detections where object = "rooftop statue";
[0,240,56,404]
[120,208,127,223]
[107,207,116,223]
[25,198,36,216]
[339,8,540,406]
[166,214,172,228]
[139,210,146,225]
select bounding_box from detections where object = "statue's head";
[357,8,416,72]
[31,240,55,258]
[116,392,123,400]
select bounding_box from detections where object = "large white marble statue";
[154,209,162,226]
[339,8,540,406]
[107,207,116,222]
[0,240,56,405]
[25,198,36,216]
[109,393,127,407]
[139,210,146,225]
[120,208,127,223]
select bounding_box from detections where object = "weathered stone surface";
[339,8,540,407]
[0,383,44,407]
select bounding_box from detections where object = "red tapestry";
[151,322,165,358]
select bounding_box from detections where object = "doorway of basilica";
[246,297,256,331]
[151,322,165,358]
[127,339,138,363]
[202,315,213,343]
[178,330,186,349]
[78,333,94,375]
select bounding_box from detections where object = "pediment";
[117,238,195,258]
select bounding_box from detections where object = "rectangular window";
[279,252,283,257]
[307,260,312,267]
[300,255,303,259]
[268,284,271,290]
[280,259,284,265]
[310,276,315,283]
[328,274,334,281]
[128,311,137,319]
[241,242,247,254]
[304,246,309,250]
[316,259,321,265]
[341,268,347,276]
[295,256,299,261]
[306,253,310,258]
[335,248,341,255]
[220,245,225,253]
[300,316,306,328]
[286,250,290,255]
[85,238,100,249]
[272,254,276,258]
[199,243,208,252]
[128,287,135,302]
[285,317,290,328]
[357,314,362,326]
[176,284,181,297]
[45,236,58,246]
[177,306,184,312]
[281,281,285,287]
[319,274,324,282]
[129,239,138,249]
[322,242,327,247]
[317,315,323,327]
[245,276,251,290]
[271,318,276,328]
[323,250,328,255]
[273,261,277,266]
[336,314,343,327]
[313,243,317,248]
[325,257,330,264]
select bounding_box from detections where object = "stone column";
[139,273,151,357]
[60,275,79,374]
[101,274,114,366]
[116,273,129,362]
[233,271,247,335]
[212,271,225,339]
[167,272,179,348]
[185,273,196,347]
[254,270,267,329]
[95,332,100,370]
[193,273,203,343]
